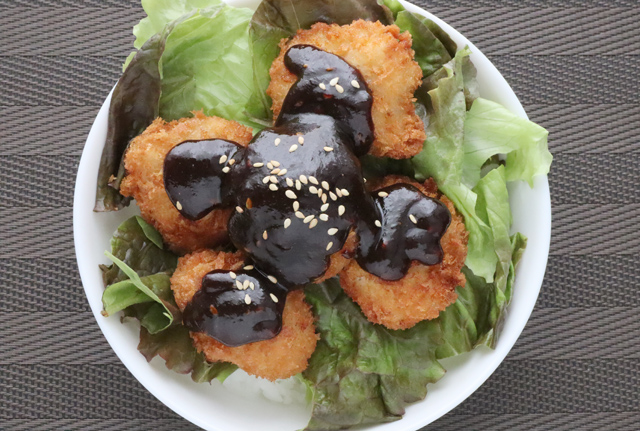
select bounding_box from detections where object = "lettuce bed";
[96,0,552,429]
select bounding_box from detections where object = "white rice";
[222,369,307,404]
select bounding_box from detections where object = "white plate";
[73,1,551,430]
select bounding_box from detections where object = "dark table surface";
[1,0,639,430]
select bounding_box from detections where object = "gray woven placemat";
[1,0,639,430]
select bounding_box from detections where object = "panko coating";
[120,112,253,253]
[267,20,425,159]
[170,250,319,381]
[315,231,358,283]
[339,176,468,330]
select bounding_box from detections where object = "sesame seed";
[176,201,183,210]
[243,280,250,289]
[303,215,314,223]
[319,83,326,90]
[270,293,279,302]
[222,166,230,173]
[262,230,269,240]
[324,146,334,152]
[326,242,333,250]
[299,175,308,184]
[267,162,274,169]
[270,176,278,183]
[274,138,281,146]
[245,294,251,304]
[293,201,300,211]
[321,203,329,211]
[329,192,337,201]
[341,189,350,196]
[295,211,305,219]
[303,64,308,68]
[298,136,304,144]
[328,228,338,235]
[236,280,243,289]
[228,159,235,166]
[250,282,255,290]
[309,185,318,194]
[336,188,343,197]
[409,214,418,224]
[269,184,278,191]
[363,178,367,183]
[229,272,236,279]
[219,155,228,164]
[351,80,360,88]
[322,194,327,203]
[244,265,254,270]
[271,160,280,167]
[246,198,252,208]
[309,219,318,229]
[289,144,298,152]
[286,178,294,187]
[286,190,297,199]
[330,77,339,86]
[319,214,329,221]
[338,205,345,216]
[318,188,323,198]
[271,168,281,175]
[378,191,389,197]
[326,67,334,71]
[321,181,330,190]
[262,176,270,184]
[296,180,302,190]
[375,220,382,227]
[268,275,278,284]
[309,176,319,185]
[284,218,291,228]
[278,169,287,176]
[335,84,344,93]
[253,162,264,167]
[236,206,244,213]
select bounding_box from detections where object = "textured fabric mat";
[0,0,638,430]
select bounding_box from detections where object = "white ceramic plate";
[73,1,551,430]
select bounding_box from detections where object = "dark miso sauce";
[163,45,451,346]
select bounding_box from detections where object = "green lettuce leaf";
[303,280,445,430]
[102,272,172,317]
[247,0,393,121]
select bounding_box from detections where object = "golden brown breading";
[120,112,253,253]
[339,176,468,330]
[315,230,358,283]
[170,250,319,381]
[267,20,425,159]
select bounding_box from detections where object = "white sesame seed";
[330,77,339,86]
[270,293,279,303]
[326,242,333,251]
[243,279,250,289]
[321,203,329,211]
[284,218,291,229]
[263,230,268,240]
[269,184,278,191]
[335,188,343,197]
[341,189,350,196]
[335,84,344,93]
[309,186,318,194]
[375,220,382,227]
[267,162,274,169]
[176,201,182,210]
[245,294,251,304]
[319,214,329,221]
[378,191,389,197]
[303,215,314,223]
[363,178,367,183]
[319,83,326,90]
[293,201,300,211]
[351,80,360,89]
[322,194,327,203]
[309,219,318,229]
[338,205,345,216]
[274,138,281,146]
[236,280,243,289]
[296,180,302,190]
[299,175,308,184]
[219,155,228,164]
[236,206,244,213]
[329,192,337,201]
[268,275,278,284]
[286,178,294,187]
[298,136,305,144]
[222,166,230,173]
[271,168,281,175]
[270,176,278,183]
[286,190,297,199]
[289,144,298,152]
[295,211,305,219]
[309,176,319,185]
[262,176,270,184]
[253,162,264,167]
[229,272,236,279]
[228,159,235,166]
[409,214,418,224]
[324,146,334,152]
[278,169,287,176]
[328,228,338,235]
[250,282,255,290]
[317,189,323,198]
[244,265,254,270]
[271,160,280,167]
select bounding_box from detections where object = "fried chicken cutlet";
[267,20,425,159]
[170,250,319,381]
[339,176,468,330]
[120,112,252,253]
